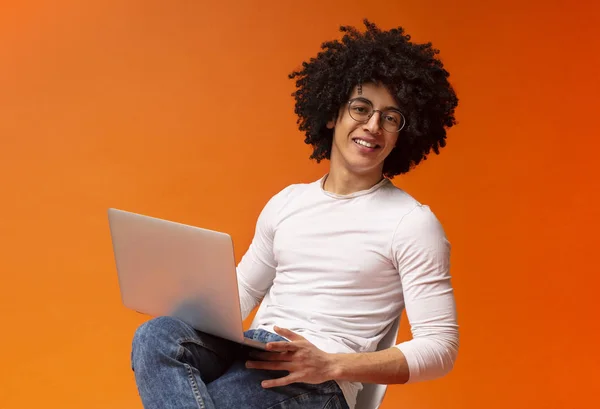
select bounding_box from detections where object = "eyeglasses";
[347,98,406,133]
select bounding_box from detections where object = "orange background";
[1,1,598,408]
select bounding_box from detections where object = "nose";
[363,111,382,134]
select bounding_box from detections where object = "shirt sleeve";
[391,204,459,383]
[236,188,287,320]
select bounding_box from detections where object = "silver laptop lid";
[107,208,245,344]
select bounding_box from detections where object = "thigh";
[208,360,346,409]
[207,329,348,409]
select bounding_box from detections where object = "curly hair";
[288,19,459,177]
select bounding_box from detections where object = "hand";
[245,326,337,388]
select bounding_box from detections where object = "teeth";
[355,139,376,148]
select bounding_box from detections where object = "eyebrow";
[352,96,401,112]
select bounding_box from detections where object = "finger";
[245,360,293,372]
[273,326,306,341]
[261,373,300,388]
[266,341,299,352]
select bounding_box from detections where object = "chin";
[346,161,383,176]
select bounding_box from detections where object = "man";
[131,20,459,409]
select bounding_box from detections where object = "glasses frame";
[346,98,406,133]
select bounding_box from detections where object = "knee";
[131,316,194,369]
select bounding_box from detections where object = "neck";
[323,167,385,196]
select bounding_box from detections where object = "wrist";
[325,353,347,380]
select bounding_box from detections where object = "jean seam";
[184,363,206,409]
[175,343,185,362]
[324,394,340,409]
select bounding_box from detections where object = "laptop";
[107,208,268,351]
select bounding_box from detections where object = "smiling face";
[327,82,402,180]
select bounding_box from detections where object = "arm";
[236,190,286,320]
[329,347,410,384]
[332,205,459,384]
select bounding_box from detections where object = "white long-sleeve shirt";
[236,176,459,409]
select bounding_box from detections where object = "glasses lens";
[348,100,372,122]
[381,111,404,133]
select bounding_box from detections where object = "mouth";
[352,138,380,149]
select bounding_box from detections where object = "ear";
[326,111,339,129]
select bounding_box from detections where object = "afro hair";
[289,19,459,177]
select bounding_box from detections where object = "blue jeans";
[131,316,349,409]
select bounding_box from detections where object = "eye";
[350,101,372,115]
[384,112,401,124]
